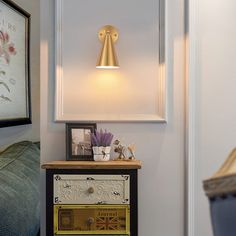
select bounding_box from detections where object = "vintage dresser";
[42,161,142,236]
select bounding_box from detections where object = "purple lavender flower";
[91,129,114,147]
[91,133,98,146]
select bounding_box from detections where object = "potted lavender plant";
[91,129,114,161]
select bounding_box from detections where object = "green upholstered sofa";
[0,141,40,236]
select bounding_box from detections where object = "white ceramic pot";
[92,146,111,161]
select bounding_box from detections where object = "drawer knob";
[88,187,95,194]
[87,217,95,225]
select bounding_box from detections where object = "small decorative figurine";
[127,144,136,160]
[113,140,136,160]
[113,140,126,160]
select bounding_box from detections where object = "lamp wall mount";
[98,25,119,43]
[96,25,120,69]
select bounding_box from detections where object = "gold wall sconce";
[96,25,119,69]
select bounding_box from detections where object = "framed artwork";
[54,0,167,122]
[66,123,97,161]
[0,0,31,128]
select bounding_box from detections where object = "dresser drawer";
[53,175,130,204]
[54,205,130,235]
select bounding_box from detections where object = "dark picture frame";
[0,0,31,128]
[66,123,97,161]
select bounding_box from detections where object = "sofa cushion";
[0,141,40,236]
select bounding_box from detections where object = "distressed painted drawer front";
[54,175,130,204]
[54,205,130,235]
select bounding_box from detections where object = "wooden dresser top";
[41,160,142,170]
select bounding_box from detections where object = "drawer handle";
[88,187,95,194]
[87,217,95,225]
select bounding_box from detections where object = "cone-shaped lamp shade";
[96,25,119,69]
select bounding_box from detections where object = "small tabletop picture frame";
[66,123,97,161]
[0,0,31,128]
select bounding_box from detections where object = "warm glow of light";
[86,70,130,106]
[88,70,125,87]
[96,66,120,69]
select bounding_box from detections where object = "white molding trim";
[55,0,64,122]
[185,0,196,235]
[54,0,168,123]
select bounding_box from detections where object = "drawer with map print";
[54,205,130,235]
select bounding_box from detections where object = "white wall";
[0,0,40,149]
[40,0,185,235]
[193,0,236,235]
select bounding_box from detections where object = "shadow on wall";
[0,124,37,150]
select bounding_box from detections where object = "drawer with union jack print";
[53,175,130,205]
[54,205,130,235]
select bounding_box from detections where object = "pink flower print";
[0,30,17,64]
[8,43,16,55]
[3,51,10,64]
[0,31,6,44]
[4,32,9,43]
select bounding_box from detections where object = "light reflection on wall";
[84,70,132,114]
[63,61,158,116]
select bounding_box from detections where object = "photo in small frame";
[66,123,97,161]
